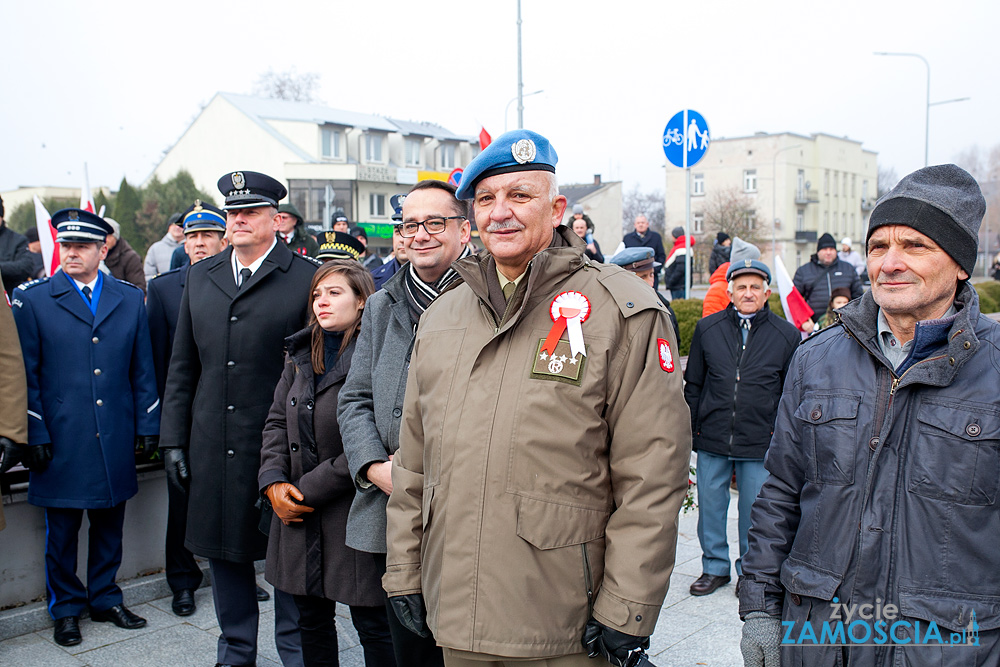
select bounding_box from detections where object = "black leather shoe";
[54,616,82,646]
[689,573,731,596]
[90,604,147,629]
[255,585,270,602]
[172,589,196,616]
[735,575,744,597]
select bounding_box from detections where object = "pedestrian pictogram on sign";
[663,110,710,169]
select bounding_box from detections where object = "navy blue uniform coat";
[12,272,160,508]
[145,264,188,398]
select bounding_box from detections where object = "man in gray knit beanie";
[739,164,999,667]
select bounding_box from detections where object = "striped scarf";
[402,245,473,323]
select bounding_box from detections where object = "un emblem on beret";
[231,172,246,190]
[512,139,537,165]
[745,259,752,267]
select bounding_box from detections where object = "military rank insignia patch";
[658,338,674,372]
[531,338,586,385]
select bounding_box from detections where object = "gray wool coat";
[338,269,416,553]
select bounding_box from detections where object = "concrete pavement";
[0,493,746,666]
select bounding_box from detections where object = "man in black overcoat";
[159,172,319,667]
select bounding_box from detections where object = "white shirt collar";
[73,274,100,292]
[231,238,278,284]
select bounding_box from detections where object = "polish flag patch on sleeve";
[657,338,674,372]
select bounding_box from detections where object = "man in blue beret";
[160,171,319,667]
[12,208,160,647]
[682,239,799,601]
[384,131,691,666]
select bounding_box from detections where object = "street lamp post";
[874,52,970,167]
[505,90,543,133]
[771,143,801,263]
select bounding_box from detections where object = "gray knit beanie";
[867,164,985,275]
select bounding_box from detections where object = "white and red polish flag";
[33,196,59,276]
[80,163,95,213]
[774,255,813,332]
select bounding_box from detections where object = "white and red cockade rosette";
[541,291,591,359]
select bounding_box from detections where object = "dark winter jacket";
[280,226,319,258]
[708,242,731,274]
[0,224,34,294]
[792,255,863,317]
[622,230,666,268]
[104,238,146,293]
[259,329,383,605]
[740,283,1000,666]
[684,304,800,458]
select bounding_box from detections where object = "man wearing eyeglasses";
[339,178,472,667]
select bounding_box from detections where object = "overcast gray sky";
[2,0,996,197]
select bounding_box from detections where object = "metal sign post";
[663,110,710,299]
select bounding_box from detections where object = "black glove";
[134,435,159,457]
[162,448,190,494]
[22,443,53,473]
[0,437,25,474]
[389,593,430,638]
[583,618,653,667]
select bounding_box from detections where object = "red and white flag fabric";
[80,163,95,213]
[34,196,59,276]
[479,127,491,151]
[774,255,813,332]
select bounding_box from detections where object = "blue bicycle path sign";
[663,109,710,168]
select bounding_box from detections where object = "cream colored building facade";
[664,132,878,273]
[149,92,479,250]
[559,176,623,256]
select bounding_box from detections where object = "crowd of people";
[0,136,997,667]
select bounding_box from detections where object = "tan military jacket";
[384,231,692,657]
[1,270,29,530]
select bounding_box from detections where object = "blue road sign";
[663,110,710,168]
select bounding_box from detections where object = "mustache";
[484,220,525,233]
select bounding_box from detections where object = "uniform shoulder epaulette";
[149,267,182,283]
[594,264,666,318]
[114,278,144,292]
[297,254,323,267]
[16,277,49,291]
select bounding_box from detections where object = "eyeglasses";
[395,216,466,238]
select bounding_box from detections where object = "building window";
[851,213,856,230]
[405,138,422,166]
[693,173,705,196]
[824,170,830,195]
[862,179,869,201]
[321,127,342,159]
[796,209,805,232]
[743,169,757,193]
[693,213,704,233]
[842,212,847,232]
[440,143,456,170]
[833,171,839,196]
[824,211,829,229]
[851,174,857,198]
[365,134,384,163]
[370,193,386,217]
[797,169,805,199]
[745,209,756,230]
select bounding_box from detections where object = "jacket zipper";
[582,544,594,616]
[728,323,748,451]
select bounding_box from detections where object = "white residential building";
[664,132,878,273]
[149,93,480,250]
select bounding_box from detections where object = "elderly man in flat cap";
[683,239,799,600]
[740,164,1000,667]
[383,130,691,666]
[12,209,160,647]
[160,171,319,667]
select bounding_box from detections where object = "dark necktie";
[238,268,252,291]
[82,285,92,302]
[740,318,751,347]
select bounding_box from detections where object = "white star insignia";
[559,355,568,363]
[539,352,548,360]
[570,356,578,365]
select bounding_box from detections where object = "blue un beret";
[217,170,287,210]
[455,129,558,200]
[181,200,226,234]
[52,208,113,244]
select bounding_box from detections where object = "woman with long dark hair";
[259,260,394,667]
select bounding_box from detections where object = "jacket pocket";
[909,400,1000,506]
[793,392,861,486]
[515,496,610,550]
[898,585,1000,632]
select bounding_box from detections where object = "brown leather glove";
[265,482,315,525]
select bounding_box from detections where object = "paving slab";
[0,631,85,666]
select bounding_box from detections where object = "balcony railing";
[794,189,820,205]
[795,231,818,244]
